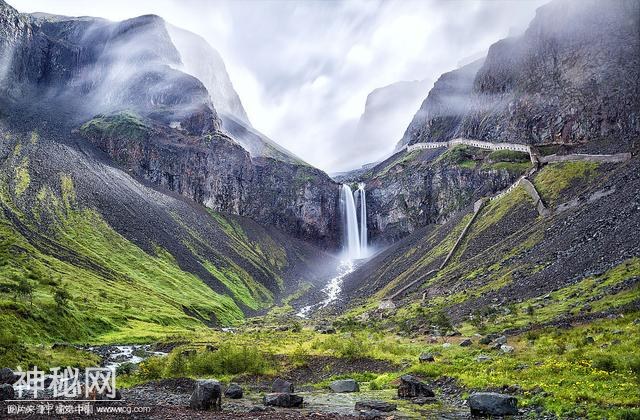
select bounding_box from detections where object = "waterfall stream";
[358,183,368,258]
[297,183,369,318]
[341,184,361,259]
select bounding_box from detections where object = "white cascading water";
[341,184,361,259]
[296,183,368,318]
[358,183,368,258]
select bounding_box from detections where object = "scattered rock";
[0,384,14,401]
[419,353,435,363]
[460,339,472,347]
[355,400,397,412]
[358,410,383,419]
[189,380,222,411]
[475,354,492,363]
[468,392,518,416]
[398,375,435,399]
[612,330,623,334]
[329,379,359,393]
[180,349,196,358]
[479,334,498,345]
[633,318,640,325]
[224,383,243,399]
[271,378,294,393]
[584,336,595,344]
[493,336,507,345]
[442,343,452,348]
[447,330,462,337]
[378,300,396,310]
[263,393,303,408]
[0,368,19,385]
[315,324,336,334]
[500,345,515,353]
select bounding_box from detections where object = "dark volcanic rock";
[329,379,359,393]
[189,380,222,411]
[0,368,18,385]
[398,0,640,154]
[224,383,243,399]
[0,383,14,401]
[271,378,294,393]
[468,392,518,416]
[355,400,397,412]
[398,375,435,399]
[263,393,303,408]
[419,353,435,363]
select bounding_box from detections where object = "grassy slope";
[330,160,640,417]
[0,130,312,351]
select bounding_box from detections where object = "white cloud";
[10,0,547,172]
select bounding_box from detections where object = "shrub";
[138,356,165,380]
[188,343,272,376]
[591,355,616,372]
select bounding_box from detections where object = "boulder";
[189,380,222,411]
[271,378,294,393]
[468,392,518,416]
[329,379,359,393]
[475,354,492,363]
[493,336,507,345]
[460,339,472,347]
[224,383,243,399]
[0,368,19,385]
[419,353,435,363]
[355,400,397,412]
[479,334,497,345]
[0,384,14,401]
[378,300,396,310]
[501,345,515,353]
[398,375,435,399]
[263,393,303,408]
[315,324,336,334]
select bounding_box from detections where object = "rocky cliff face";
[360,147,520,244]
[397,0,640,153]
[396,60,484,150]
[78,113,339,247]
[0,1,340,248]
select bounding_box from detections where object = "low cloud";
[13,0,547,172]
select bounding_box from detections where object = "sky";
[12,0,547,172]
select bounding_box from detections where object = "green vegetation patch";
[14,157,30,196]
[487,149,530,163]
[0,174,246,351]
[80,112,150,141]
[534,161,599,201]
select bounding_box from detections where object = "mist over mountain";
[0,1,639,418]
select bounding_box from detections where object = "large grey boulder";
[224,383,243,399]
[355,400,397,412]
[271,377,294,393]
[398,375,435,399]
[0,368,18,385]
[189,380,222,411]
[329,379,359,393]
[468,392,518,416]
[0,384,15,401]
[419,353,435,363]
[263,393,303,408]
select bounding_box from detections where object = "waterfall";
[340,184,361,259]
[340,183,369,260]
[358,183,368,258]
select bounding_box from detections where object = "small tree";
[15,278,34,306]
[54,287,70,311]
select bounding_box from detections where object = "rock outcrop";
[0,1,340,248]
[397,0,640,153]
